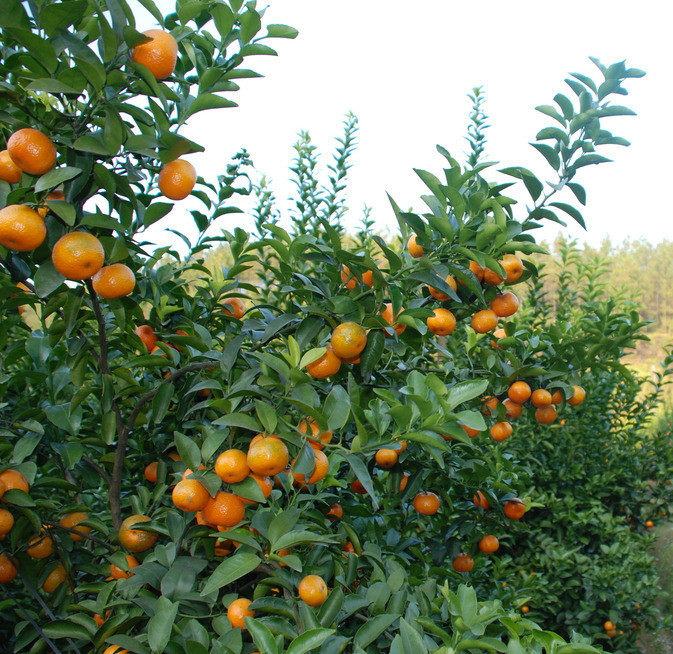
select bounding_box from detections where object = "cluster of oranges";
[0,468,91,591]
[306,320,368,379]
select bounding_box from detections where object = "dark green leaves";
[200,552,261,596]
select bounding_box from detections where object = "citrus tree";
[0,0,650,652]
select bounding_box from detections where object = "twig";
[2,585,62,654]
[82,455,112,485]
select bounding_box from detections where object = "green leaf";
[324,385,350,431]
[272,530,337,552]
[267,24,299,39]
[446,379,489,411]
[549,202,586,229]
[535,127,569,144]
[286,628,335,654]
[174,431,201,472]
[12,435,42,464]
[211,4,235,38]
[572,154,612,169]
[26,78,80,95]
[246,617,279,654]
[212,412,261,432]
[148,596,179,653]
[354,613,400,649]
[239,9,262,43]
[535,104,566,125]
[567,182,586,206]
[200,552,261,596]
[41,621,92,640]
[143,202,173,228]
[346,454,377,508]
[499,167,543,202]
[152,382,174,423]
[185,93,238,119]
[360,329,385,383]
[530,143,560,171]
[554,93,575,120]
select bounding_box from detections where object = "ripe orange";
[292,448,329,485]
[131,29,178,80]
[473,491,491,510]
[604,621,616,631]
[215,449,250,484]
[247,436,289,476]
[243,473,273,503]
[428,274,457,301]
[118,515,157,552]
[645,520,654,528]
[91,263,135,299]
[407,234,424,258]
[550,390,564,405]
[375,448,399,469]
[331,322,367,360]
[479,535,500,553]
[135,325,158,351]
[503,399,523,419]
[326,503,343,520]
[413,491,440,515]
[452,554,474,572]
[37,190,65,218]
[460,260,484,284]
[0,149,22,184]
[144,461,158,483]
[501,254,524,283]
[460,424,481,438]
[103,646,129,654]
[110,554,139,579]
[483,266,504,286]
[7,128,57,176]
[298,418,333,450]
[0,553,18,583]
[350,479,367,494]
[531,389,552,408]
[427,308,456,336]
[521,606,531,614]
[341,265,373,289]
[381,302,406,335]
[27,533,54,559]
[202,492,245,527]
[490,291,520,317]
[305,344,341,378]
[471,309,498,333]
[227,597,254,629]
[158,158,196,200]
[42,563,66,593]
[568,385,586,406]
[0,479,4,501]
[0,469,29,495]
[534,405,557,424]
[503,499,526,520]
[223,296,246,319]
[399,472,410,491]
[0,508,14,535]
[508,381,532,404]
[490,421,513,442]
[481,396,499,416]
[298,574,329,606]
[52,231,105,280]
[172,478,210,512]
[59,512,90,541]
[0,204,47,251]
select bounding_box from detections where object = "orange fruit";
[460,424,481,438]
[292,448,329,485]
[181,464,206,480]
[27,533,54,559]
[135,325,158,351]
[223,296,246,319]
[399,472,410,491]
[7,128,57,176]
[350,479,368,494]
[490,421,513,442]
[428,274,457,301]
[427,308,456,336]
[52,231,105,280]
[479,535,500,553]
[0,149,22,183]
[215,449,250,484]
[503,399,523,419]
[508,381,531,404]
[473,491,491,510]
[202,492,245,527]
[604,621,616,631]
[0,204,47,251]
[59,512,90,541]
[42,563,66,593]
[452,554,474,572]
[550,390,564,405]
[326,503,343,520]
[521,606,531,614]
[0,553,18,583]
[481,396,499,416]
[110,554,139,579]
[491,327,507,347]
[568,385,586,406]
[490,291,520,317]
[172,478,210,512]
[471,309,498,333]
[103,647,129,654]
[158,158,196,200]
[375,448,398,469]
[0,469,29,495]
[646,520,654,528]
[248,436,289,476]
[131,29,178,80]
[503,499,526,520]
[227,597,254,629]
[341,265,374,289]
[240,473,273,504]
[0,508,14,535]
[0,479,4,501]
[413,491,440,515]
[37,190,66,218]
[501,254,524,283]
[531,389,552,408]
[306,346,341,379]
[298,574,329,607]
[144,461,158,483]
[118,514,157,552]
[468,260,484,283]
[91,263,135,299]
[331,322,367,360]
[298,419,332,450]
[381,302,406,335]
[483,265,504,286]
[407,234,424,258]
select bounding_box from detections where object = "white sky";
[134,0,673,252]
